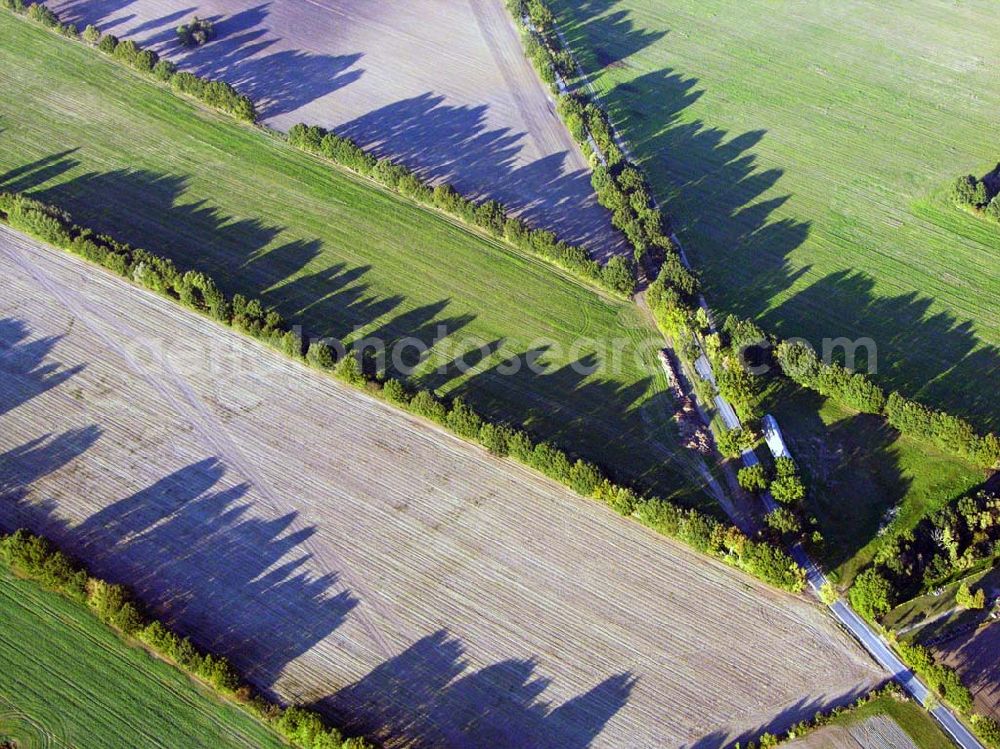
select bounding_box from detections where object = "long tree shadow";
[451,346,710,509]
[3,458,358,691]
[49,1,364,121]
[319,630,636,749]
[556,33,1000,430]
[334,94,626,259]
[552,0,667,70]
[3,162,408,343]
[0,318,86,417]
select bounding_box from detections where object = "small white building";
[762,414,792,460]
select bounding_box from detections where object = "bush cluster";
[633,499,805,590]
[176,15,215,48]
[0,530,372,749]
[951,170,1000,222]
[286,123,635,296]
[0,192,286,342]
[0,190,804,593]
[873,489,1000,599]
[509,1,682,271]
[4,2,255,122]
[894,640,974,714]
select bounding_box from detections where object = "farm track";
[0,228,882,747]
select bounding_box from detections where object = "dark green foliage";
[307,340,336,370]
[381,378,409,406]
[96,32,118,53]
[600,255,636,296]
[770,473,806,504]
[333,355,365,387]
[765,507,801,535]
[176,16,215,48]
[952,175,981,206]
[446,398,483,439]
[285,123,623,295]
[715,427,756,458]
[884,391,999,468]
[408,389,448,423]
[849,567,896,621]
[170,72,256,122]
[26,2,58,27]
[477,421,512,457]
[895,640,974,714]
[737,464,768,492]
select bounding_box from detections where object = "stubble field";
[0,11,693,502]
[47,0,627,258]
[0,228,882,748]
[551,0,1000,432]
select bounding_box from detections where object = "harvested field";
[47,0,627,260]
[551,0,1000,431]
[0,228,882,747]
[0,12,687,503]
[936,621,1000,721]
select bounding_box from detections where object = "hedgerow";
[0,530,373,749]
[285,123,635,297]
[5,1,255,122]
[0,190,805,592]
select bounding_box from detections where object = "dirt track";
[0,228,881,747]
[46,0,627,262]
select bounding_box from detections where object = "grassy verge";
[0,565,287,749]
[817,691,955,749]
[0,11,703,506]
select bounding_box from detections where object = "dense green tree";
[849,568,896,622]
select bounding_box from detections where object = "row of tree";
[0,530,373,749]
[286,123,636,296]
[952,171,1000,222]
[0,189,805,593]
[776,340,1000,469]
[5,1,255,122]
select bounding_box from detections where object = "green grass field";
[814,691,954,749]
[0,567,286,749]
[767,382,983,584]
[551,0,1000,433]
[0,13,710,506]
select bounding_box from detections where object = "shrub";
[446,398,483,439]
[381,378,409,406]
[770,474,806,504]
[408,390,447,423]
[956,581,986,610]
[601,255,636,296]
[26,2,59,27]
[97,32,119,54]
[176,16,215,47]
[849,568,895,622]
[737,464,768,493]
[765,506,801,535]
[81,23,100,43]
[716,427,756,458]
[306,340,336,370]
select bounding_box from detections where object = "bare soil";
[48,0,628,261]
[0,228,881,748]
[936,621,1000,721]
